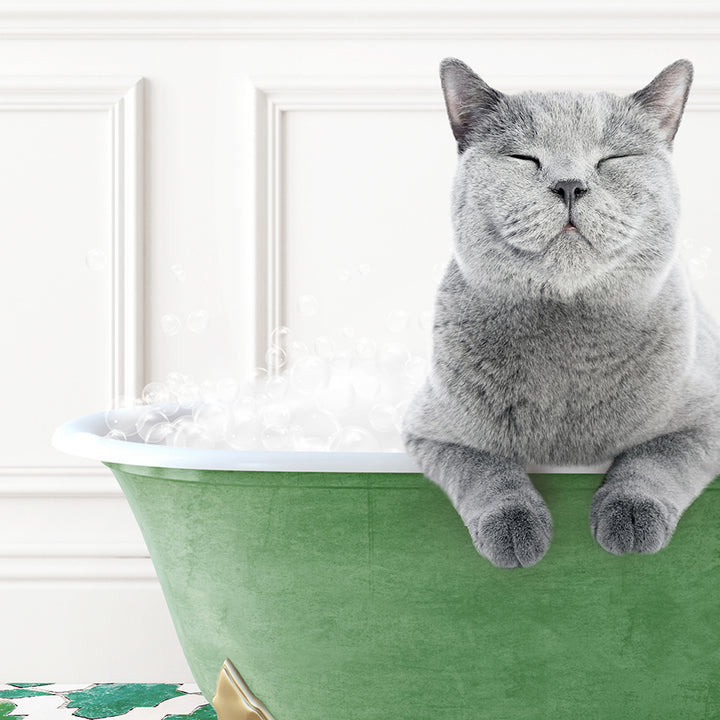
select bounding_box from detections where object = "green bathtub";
[54,411,720,719]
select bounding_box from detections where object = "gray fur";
[402,58,720,568]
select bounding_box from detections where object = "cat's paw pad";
[468,499,552,569]
[590,490,677,555]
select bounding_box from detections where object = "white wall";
[1,0,719,681]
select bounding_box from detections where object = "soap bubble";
[135,408,171,443]
[170,264,187,282]
[216,377,238,403]
[260,402,291,428]
[330,426,381,452]
[270,325,292,348]
[369,403,396,433]
[111,394,139,410]
[168,416,210,449]
[404,356,427,388]
[350,359,380,401]
[287,340,310,360]
[193,402,230,440]
[161,314,182,336]
[104,429,128,442]
[331,349,353,373]
[689,251,710,279]
[419,310,433,332]
[105,408,139,436]
[110,322,434,452]
[386,310,409,333]
[231,396,256,426]
[187,310,209,333]
[85,248,106,270]
[145,422,172,445]
[200,379,220,404]
[240,375,270,404]
[315,336,336,359]
[393,400,410,432]
[224,421,260,450]
[142,381,171,405]
[261,424,292,451]
[289,407,339,451]
[378,342,410,376]
[298,294,319,317]
[354,337,377,360]
[176,381,201,408]
[244,367,269,391]
[316,374,356,417]
[166,371,187,393]
[291,355,330,395]
[265,375,288,401]
[265,345,287,371]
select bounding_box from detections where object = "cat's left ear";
[629,60,693,144]
[440,58,505,153]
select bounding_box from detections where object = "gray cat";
[402,58,720,568]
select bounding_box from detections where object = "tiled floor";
[0,683,216,719]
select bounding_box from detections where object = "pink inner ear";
[633,61,693,142]
[445,91,461,123]
[663,79,689,122]
[443,75,467,127]
[656,79,690,139]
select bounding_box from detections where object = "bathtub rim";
[52,410,420,473]
[53,410,613,474]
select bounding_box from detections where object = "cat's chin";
[529,268,602,299]
[534,238,604,297]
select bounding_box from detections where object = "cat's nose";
[550,179,588,210]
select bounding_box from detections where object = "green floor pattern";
[0,683,216,718]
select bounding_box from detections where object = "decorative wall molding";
[0,2,719,39]
[0,464,147,584]
[247,76,720,367]
[245,78,443,368]
[0,78,147,585]
[0,555,156,583]
[0,543,147,558]
[0,466,155,582]
[0,77,145,407]
[0,466,122,497]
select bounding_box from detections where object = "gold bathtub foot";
[212,658,276,720]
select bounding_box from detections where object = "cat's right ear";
[629,60,693,144]
[440,58,504,153]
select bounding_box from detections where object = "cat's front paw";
[590,487,678,555]
[467,498,552,569]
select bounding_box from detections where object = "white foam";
[104,328,426,453]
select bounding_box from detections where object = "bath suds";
[105,327,423,451]
[186,310,210,333]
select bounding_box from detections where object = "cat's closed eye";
[596,154,643,169]
[507,154,541,169]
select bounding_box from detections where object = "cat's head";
[441,59,693,298]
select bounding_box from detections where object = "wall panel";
[0,0,717,682]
